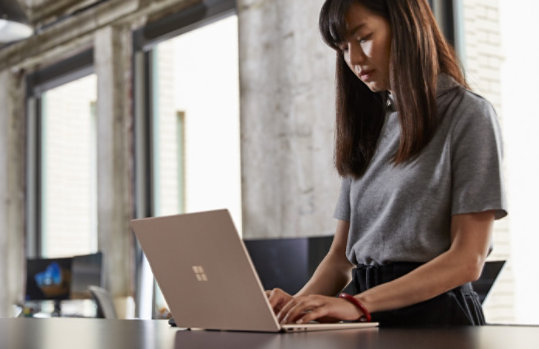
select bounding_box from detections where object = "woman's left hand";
[277,294,363,324]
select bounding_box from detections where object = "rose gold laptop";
[131,209,378,332]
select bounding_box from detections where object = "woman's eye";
[357,34,372,43]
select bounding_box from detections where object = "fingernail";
[296,319,303,324]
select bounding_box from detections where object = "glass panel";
[462,0,539,324]
[40,74,98,258]
[151,15,240,318]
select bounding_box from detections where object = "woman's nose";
[348,43,366,65]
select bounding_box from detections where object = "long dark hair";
[319,0,467,178]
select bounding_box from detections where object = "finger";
[268,289,287,309]
[278,296,310,323]
[283,300,316,324]
[277,298,297,322]
[282,298,323,324]
[272,300,286,315]
[266,290,281,312]
[268,289,292,315]
[295,307,329,324]
[267,289,279,307]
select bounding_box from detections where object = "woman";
[267,0,507,327]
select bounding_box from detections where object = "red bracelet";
[338,293,372,322]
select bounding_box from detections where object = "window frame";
[429,0,465,61]
[25,49,95,259]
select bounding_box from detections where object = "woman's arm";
[267,220,354,314]
[279,210,495,324]
[296,219,355,296]
[354,210,494,313]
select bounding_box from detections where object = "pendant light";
[0,1,33,43]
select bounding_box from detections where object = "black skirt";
[342,262,486,327]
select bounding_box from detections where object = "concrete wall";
[238,0,339,239]
[94,25,134,298]
[0,70,26,316]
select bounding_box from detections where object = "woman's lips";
[359,70,374,81]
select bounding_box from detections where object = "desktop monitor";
[25,252,103,302]
[70,252,103,299]
[25,257,72,301]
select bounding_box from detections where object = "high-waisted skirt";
[342,262,486,327]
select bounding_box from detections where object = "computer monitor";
[25,257,73,301]
[70,252,103,299]
[25,252,103,302]
[244,236,333,295]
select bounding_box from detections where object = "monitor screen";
[70,252,103,299]
[25,257,72,301]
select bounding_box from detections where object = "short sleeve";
[334,177,352,221]
[450,98,507,219]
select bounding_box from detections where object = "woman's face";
[339,2,392,92]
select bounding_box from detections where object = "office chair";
[244,236,333,294]
[89,285,117,319]
[472,260,506,304]
[245,237,505,305]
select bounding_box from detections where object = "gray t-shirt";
[334,75,507,266]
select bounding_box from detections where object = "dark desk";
[1,318,538,349]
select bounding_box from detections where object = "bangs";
[319,0,389,50]
[319,0,354,50]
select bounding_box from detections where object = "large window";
[151,16,241,224]
[425,0,537,325]
[459,0,539,324]
[26,51,98,258]
[133,0,239,319]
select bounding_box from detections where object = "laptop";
[131,209,378,332]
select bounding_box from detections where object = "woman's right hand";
[265,288,293,315]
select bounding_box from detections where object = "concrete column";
[0,69,26,317]
[238,0,340,238]
[94,26,134,298]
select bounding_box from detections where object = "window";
[459,0,539,324]
[427,0,537,325]
[133,0,239,318]
[26,50,98,258]
[150,15,241,223]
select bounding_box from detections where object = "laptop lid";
[131,209,281,332]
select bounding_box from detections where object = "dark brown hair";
[319,0,467,177]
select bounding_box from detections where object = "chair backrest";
[89,285,117,319]
[245,237,505,305]
[244,236,333,294]
[471,260,506,304]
